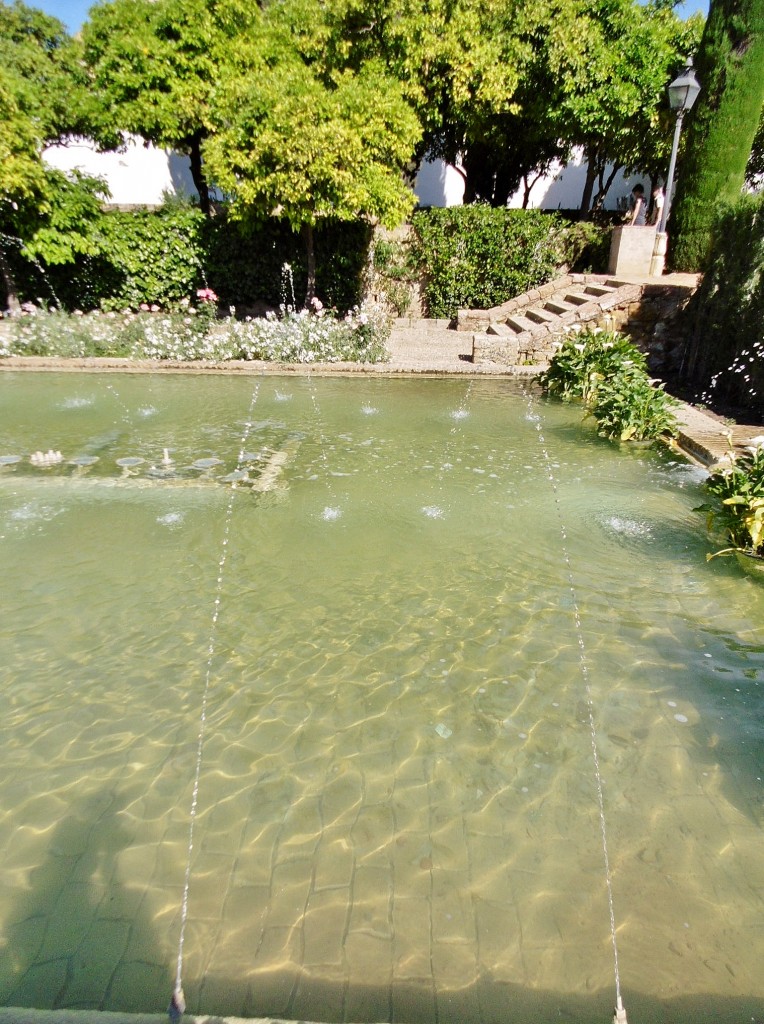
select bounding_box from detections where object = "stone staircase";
[457,274,644,366]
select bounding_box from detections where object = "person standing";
[649,184,665,226]
[627,184,647,225]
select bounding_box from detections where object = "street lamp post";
[651,57,701,274]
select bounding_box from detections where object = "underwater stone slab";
[302,890,348,967]
[312,835,354,892]
[107,960,168,1010]
[392,898,432,979]
[430,940,479,989]
[391,977,438,1022]
[343,929,393,978]
[352,864,393,905]
[8,957,70,1009]
[344,977,393,1024]
[474,898,523,972]
[290,965,346,1022]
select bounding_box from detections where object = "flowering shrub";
[3,300,390,364]
[224,304,389,363]
[538,328,678,442]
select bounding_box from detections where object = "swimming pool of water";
[0,372,762,1024]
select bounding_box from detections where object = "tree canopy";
[2,0,718,311]
[0,1,108,308]
[82,0,267,213]
[670,0,764,270]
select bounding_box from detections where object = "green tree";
[670,0,764,270]
[205,51,421,302]
[542,0,702,213]
[83,0,262,215]
[315,0,699,211]
[303,0,530,194]
[0,1,105,309]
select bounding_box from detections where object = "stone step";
[505,314,539,334]
[564,291,595,306]
[584,283,617,297]
[544,298,577,315]
[525,307,559,325]
[393,317,452,331]
[486,322,516,337]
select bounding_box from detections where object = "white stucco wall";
[415,148,646,212]
[44,136,196,205]
[44,137,647,214]
[506,148,645,211]
[413,158,466,208]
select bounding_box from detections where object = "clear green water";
[0,372,762,1024]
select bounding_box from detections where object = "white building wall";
[44,136,196,205]
[413,158,466,207]
[415,148,647,212]
[44,137,647,214]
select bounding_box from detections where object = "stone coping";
[0,1011,287,1024]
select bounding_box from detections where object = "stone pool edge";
[0,1010,281,1024]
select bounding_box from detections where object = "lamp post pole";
[650,57,701,276]
[658,109,685,236]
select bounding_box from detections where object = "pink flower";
[310,296,324,312]
[196,288,218,303]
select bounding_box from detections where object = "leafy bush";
[682,193,764,415]
[369,235,417,316]
[697,439,764,559]
[407,207,611,320]
[409,206,564,319]
[204,215,371,313]
[4,202,372,314]
[538,328,679,442]
[538,329,646,405]
[553,219,612,273]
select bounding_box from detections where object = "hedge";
[408,205,606,320]
[3,204,371,313]
[3,201,608,318]
[682,193,764,414]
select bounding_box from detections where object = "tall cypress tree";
[670,0,764,271]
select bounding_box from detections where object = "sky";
[34,0,710,35]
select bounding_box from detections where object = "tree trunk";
[462,144,498,204]
[670,0,764,271]
[0,249,21,314]
[579,146,599,216]
[522,171,544,209]
[188,132,211,217]
[592,163,622,212]
[302,223,316,306]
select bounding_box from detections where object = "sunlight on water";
[0,372,762,1024]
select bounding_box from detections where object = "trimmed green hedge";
[409,205,602,320]
[3,201,608,318]
[682,193,764,414]
[4,204,371,313]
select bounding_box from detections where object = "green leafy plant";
[538,328,679,442]
[697,439,764,560]
[538,329,646,405]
